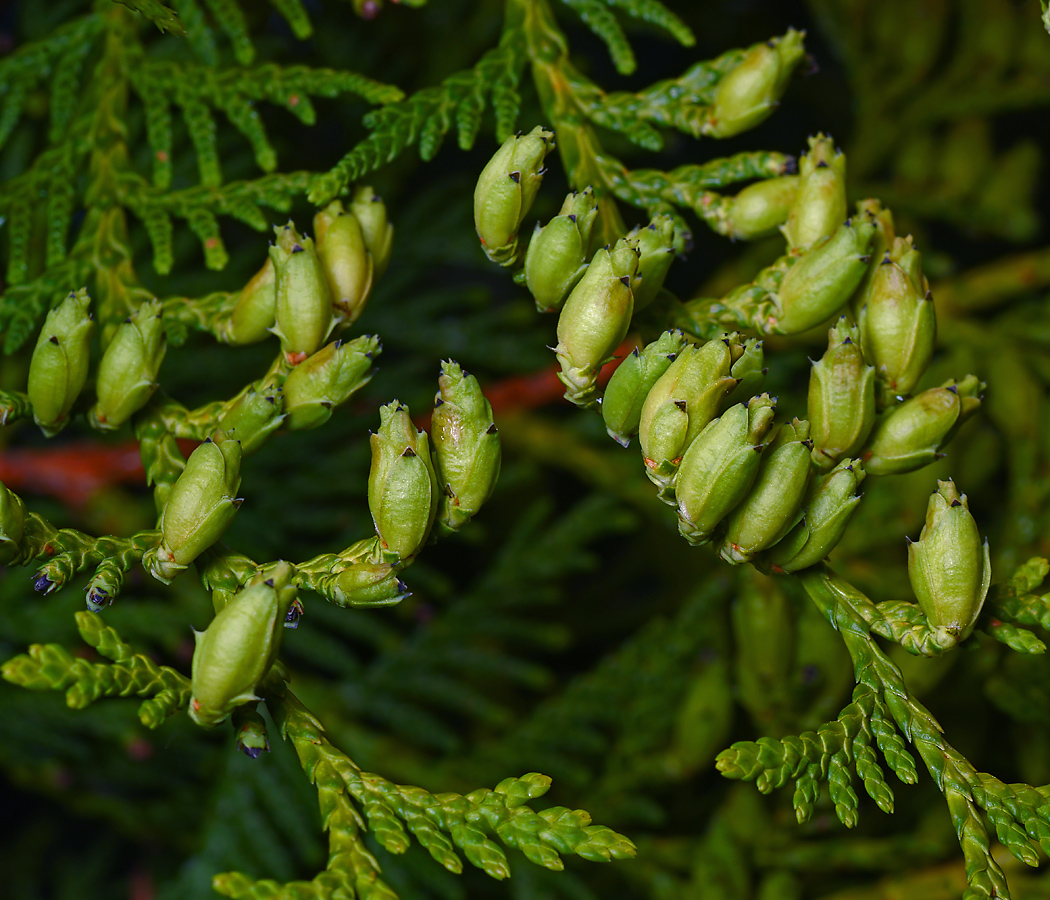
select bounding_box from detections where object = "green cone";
[710,175,800,241]
[222,258,276,345]
[217,380,286,455]
[0,480,26,565]
[770,218,874,334]
[554,239,638,407]
[150,431,243,583]
[315,201,374,324]
[27,289,95,437]
[234,707,270,758]
[474,126,555,266]
[862,375,983,475]
[368,402,439,562]
[724,337,766,406]
[908,480,991,650]
[720,418,812,564]
[327,561,409,607]
[857,235,935,403]
[703,29,806,138]
[189,562,297,728]
[431,361,501,533]
[269,222,336,363]
[849,199,896,320]
[808,318,876,469]
[283,334,379,430]
[782,134,847,251]
[602,329,687,447]
[766,458,865,573]
[638,336,743,496]
[674,394,777,546]
[525,188,598,313]
[628,214,676,310]
[349,185,394,279]
[89,298,166,431]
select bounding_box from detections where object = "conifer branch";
[309,29,529,205]
[519,0,806,244]
[200,0,255,64]
[558,0,637,75]
[156,290,232,343]
[1,611,191,728]
[0,14,104,151]
[125,172,312,274]
[1,2,402,344]
[113,1,186,36]
[611,152,796,221]
[211,687,635,900]
[799,567,1045,898]
[5,504,159,604]
[553,0,695,76]
[603,0,694,46]
[719,562,1048,898]
[4,3,1050,898]
[129,60,402,187]
[582,42,750,147]
[986,557,1050,631]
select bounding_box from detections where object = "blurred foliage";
[3,0,1050,899]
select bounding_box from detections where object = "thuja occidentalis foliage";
[5,1,1050,899]
[468,8,1050,899]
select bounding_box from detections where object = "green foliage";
[5,1,1050,899]
[113,0,186,36]
[3,610,190,726]
[307,35,529,206]
[212,690,634,900]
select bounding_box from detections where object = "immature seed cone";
[189,562,297,728]
[222,257,277,345]
[89,298,166,430]
[808,318,876,468]
[474,126,555,266]
[782,134,847,251]
[27,289,95,437]
[269,223,336,362]
[217,380,286,455]
[602,329,687,447]
[720,418,812,564]
[908,480,991,650]
[857,235,935,403]
[150,430,243,583]
[234,707,270,758]
[368,402,439,562]
[430,361,501,533]
[674,394,777,546]
[0,480,27,565]
[314,201,374,324]
[702,29,806,138]
[713,175,800,241]
[849,199,896,320]
[723,337,767,407]
[282,334,379,430]
[770,218,874,334]
[525,188,598,313]
[638,335,744,495]
[554,239,638,407]
[628,214,677,310]
[766,458,866,573]
[349,185,394,278]
[327,561,409,607]
[862,375,983,475]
